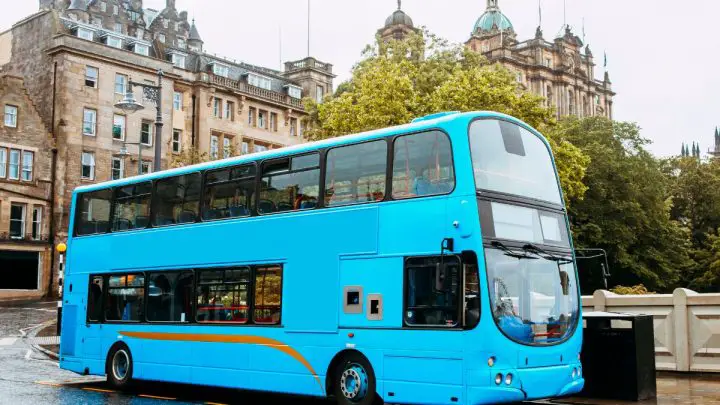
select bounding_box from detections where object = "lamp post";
[117,142,145,176]
[114,69,164,172]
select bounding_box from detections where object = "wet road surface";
[1,301,719,405]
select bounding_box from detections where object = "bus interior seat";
[300,200,317,209]
[96,221,109,232]
[81,222,97,234]
[155,215,175,226]
[258,199,275,214]
[277,202,293,212]
[203,208,222,220]
[177,211,197,224]
[114,218,132,231]
[135,216,149,228]
[229,205,250,217]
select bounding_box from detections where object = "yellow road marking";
[82,387,116,393]
[35,381,61,387]
[205,402,228,405]
[138,394,176,400]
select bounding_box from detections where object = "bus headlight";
[494,373,503,385]
[572,368,577,379]
[505,373,513,385]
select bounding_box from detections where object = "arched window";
[568,90,575,115]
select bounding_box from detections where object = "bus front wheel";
[106,342,134,389]
[332,352,381,405]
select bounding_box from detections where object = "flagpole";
[307,0,311,57]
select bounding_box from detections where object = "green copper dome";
[473,10,513,34]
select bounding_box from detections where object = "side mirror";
[435,263,448,292]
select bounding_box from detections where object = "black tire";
[106,342,133,389]
[332,352,382,405]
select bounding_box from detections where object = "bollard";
[56,300,62,336]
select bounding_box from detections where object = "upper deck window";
[76,189,112,235]
[203,165,256,220]
[259,153,320,214]
[392,130,454,199]
[469,119,562,205]
[154,173,202,226]
[325,140,387,207]
[112,182,152,232]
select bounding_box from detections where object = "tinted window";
[196,268,251,323]
[87,275,103,322]
[203,165,256,220]
[254,266,283,325]
[154,173,202,226]
[259,154,320,214]
[76,189,112,235]
[392,131,454,199]
[147,272,194,322]
[469,119,562,204]
[105,274,145,322]
[112,182,152,232]
[405,256,460,327]
[325,140,387,207]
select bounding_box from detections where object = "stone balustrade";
[582,289,720,373]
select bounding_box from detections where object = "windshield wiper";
[491,241,538,260]
[522,243,573,264]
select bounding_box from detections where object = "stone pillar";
[592,289,612,312]
[673,288,697,372]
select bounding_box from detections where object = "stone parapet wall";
[582,289,720,373]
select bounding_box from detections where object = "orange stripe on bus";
[119,331,323,392]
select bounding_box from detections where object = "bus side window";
[325,140,387,207]
[154,173,202,226]
[76,189,112,236]
[112,182,152,232]
[259,154,320,214]
[404,256,461,327]
[87,275,104,322]
[392,131,454,199]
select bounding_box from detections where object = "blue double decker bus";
[60,111,583,405]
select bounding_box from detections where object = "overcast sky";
[1,0,718,157]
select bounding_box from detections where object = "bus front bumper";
[467,364,584,404]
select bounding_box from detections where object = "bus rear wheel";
[333,352,381,405]
[106,343,134,389]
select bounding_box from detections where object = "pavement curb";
[24,319,59,361]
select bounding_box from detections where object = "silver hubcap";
[339,364,368,401]
[112,349,129,381]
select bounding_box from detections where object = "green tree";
[304,29,589,202]
[556,116,692,291]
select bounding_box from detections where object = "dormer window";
[76,27,94,41]
[132,43,150,56]
[104,35,123,49]
[168,51,187,69]
[177,38,186,49]
[247,73,272,91]
[212,63,230,78]
[158,33,166,43]
[285,85,302,99]
[114,23,123,33]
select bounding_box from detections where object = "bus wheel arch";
[326,349,382,405]
[105,341,134,389]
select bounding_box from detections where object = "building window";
[32,207,42,241]
[258,110,266,129]
[212,63,230,78]
[287,86,302,99]
[85,66,99,88]
[141,161,152,174]
[595,95,601,105]
[255,144,268,153]
[129,11,140,21]
[4,105,17,128]
[113,114,126,140]
[210,135,219,159]
[172,130,181,153]
[111,157,124,180]
[392,130,455,199]
[9,203,26,239]
[83,108,97,136]
[290,117,298,137]
[115,74,127,95]
[8,149,20,180]
[100,1,106,12]
[140,121,152,146]
[213,98,222,118]
[134,44,149,56]
[114,23,123,33]
[112,4,118,15]
[171,53,186,68]
[81,152,95,180]
[21,151,33,181]
[158,33,165,43]
[173,92,182,110]
[0,148,6,178]
[153,174,201,226]
[105,274,145,322]
[270,112,278,132]
[223,137,232,158]
[316,85,325,103]
[77,27,94,41]
[516,72,523,83]
[163,19,168,29]
[545,58,552,68]
[325,140,388,206]
[259,153,320,214]
[248,107,256,126]
[105,36,122,49]
[242,141,249,154]
[225,101,234,120]
[248,73,272,90]
[177,38,186,49]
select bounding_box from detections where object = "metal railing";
[209,75,304,109]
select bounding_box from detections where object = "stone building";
[0,75,54,301]
[382,0,615,119]
[0,0,334,301]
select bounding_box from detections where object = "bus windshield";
[469,119,562,205]
[485,247,579,345]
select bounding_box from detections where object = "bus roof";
[72,110,536,194]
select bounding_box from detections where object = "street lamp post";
[114,69,164,172]
[117,142,145,176]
